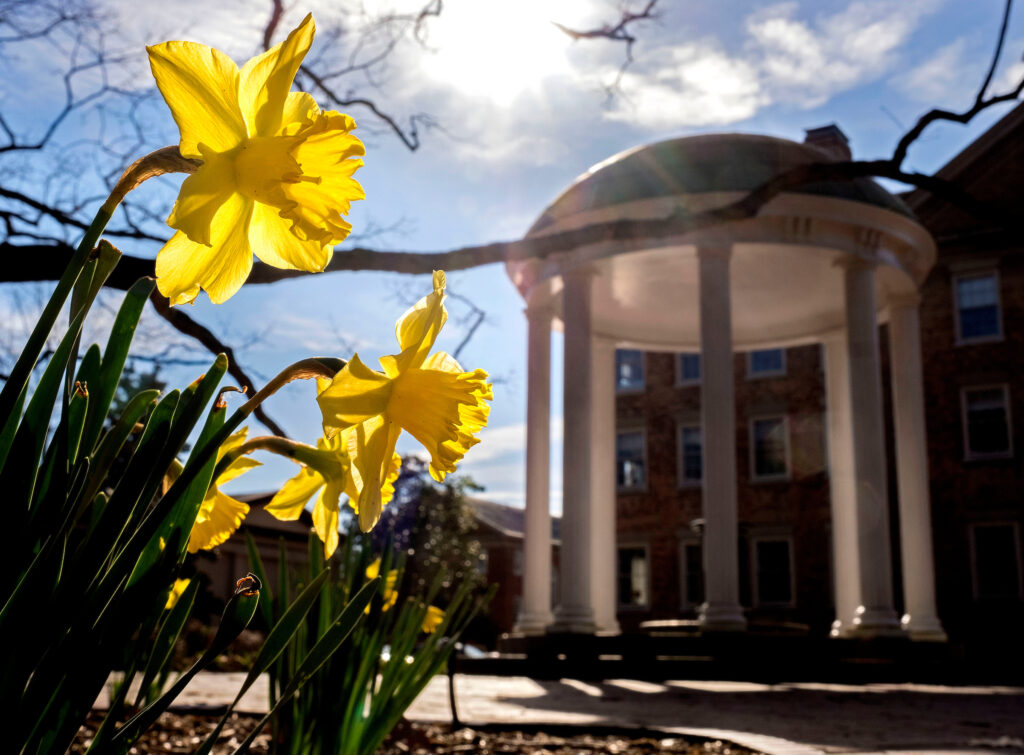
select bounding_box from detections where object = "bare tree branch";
[892,0,1021,168]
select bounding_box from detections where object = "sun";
[420,0,595,106]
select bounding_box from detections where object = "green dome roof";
[528,133,914,235]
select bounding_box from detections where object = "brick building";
[506,101,1024,648]
[606,105,1024,646]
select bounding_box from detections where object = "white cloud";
[606,44,766,129]
[893,38,973,103]
[603,0,940,129]
[468,418,563,463]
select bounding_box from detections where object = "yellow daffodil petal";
[351,418,400,532]
[266,466,324,520]
[249,201,331,271]
[155,194,255,305]
[312,481,342,559]
[381,450,402,507]
[365,558,382,579]
[422,605,444,634]
[146,41,247,158]
[388,270,447,375]
[238,13,315,137]
[218,455,262,485]
[278,111,365,248]
[166,578,191,611]
[166,150,238,246]
[317,353,394,434]
[388,365,492,481]
[281,91,321,134]
[188,488,250,553]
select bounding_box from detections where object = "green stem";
[117,358,345,569]
[214,435,321,480]
[0,203,113,425]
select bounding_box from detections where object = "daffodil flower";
[148,14,365,305]
[365,558,399,612]
[265,430,401,558]
[165,578,191,611]
[188,427,261,553]
[317,270,493,532]
[421,605,445,634]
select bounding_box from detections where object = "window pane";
[678,353,701,383]
[957,275,1000,340]
[618,547,649,606]
[756,540,793,604]
[617,431,645,488]
[616,349,645,390]
[684,543,704,606]
[966,388,1010,455]
[750,348,784,375]
[973,526,1021,599]
[753,418,788,477]
[681,426,702,482]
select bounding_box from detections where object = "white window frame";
[615,349,647,394]
[750,534,796,607]
[969,522,1023,600]
[678,533,704,611]
[953,269,1003,346]
[749,414,792,482]
[616,427,647,492]
[746,348,787,379]
[617,542,651,609]
[676,422,703,488]
[960,384,1013,461]
[675,352,701,387]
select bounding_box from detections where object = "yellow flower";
[165,578,191,611]
[148,14,365,305]
[265,430,401,558]
[316,270,493,532]
[365,558,399,612]
[421,605,445,634]
[188,427,261,553]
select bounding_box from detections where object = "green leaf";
[81,277,156,454]
[245,531,274,629]
[196,569,331,755]
[0,202,112,429]
[133,578,200,709]
[231,578,377,755]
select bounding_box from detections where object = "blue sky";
[5,0,1024,514]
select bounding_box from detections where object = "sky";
[4,0,1024,515]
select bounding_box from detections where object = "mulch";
[74,712,762,754]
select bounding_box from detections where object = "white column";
[590,337,620,634]
[888,296,947,641]
[823,331,861,638]
[697,246,747,632]
[843,259,901,637]
[552,266,597,633]
[513,303,554,635]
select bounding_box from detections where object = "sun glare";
[421,0,594,105]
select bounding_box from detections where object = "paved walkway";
[117,673,1024,755]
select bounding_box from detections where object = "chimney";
[803,124,851,161]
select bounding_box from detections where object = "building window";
[747,348,786,378]
[677,353,701,385]
[970,524,1022,600]
[678,424,702,485]
[476,550,489,577]
[512,548,523,577]
[962,386,1012,460]
[752,538,794,606]
[680,540,704,608]
[616,430,646,490]
[616,349,645,391]
[750,416,790,480]
[955,271,1002,343]
[617,546,649,607]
